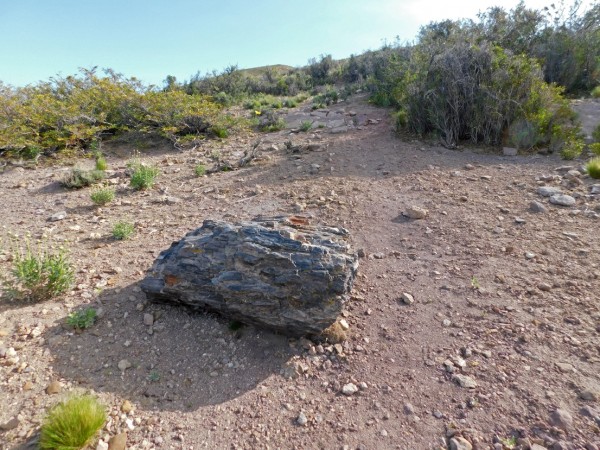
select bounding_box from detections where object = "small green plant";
[471,276,480,289]
[500,436,518,449]
[299,121,313,132]
[130,163,159,190]
[283,98,298,108]
[67,308,97,330]
[112,221,135,240]
[590,143,600,155]
[586,157,600,179]
[560,138,584,160]
[211,127,229,139]
[21,146,42,160]
[61,168,105,189]
[94,153,107,171]
[148,370,160,382]
[39,394,106,450]
[591,86,600,98]
[7,237,74,302]
[194,164,206,177]
[90,185,115,206]
[593,123,600,143]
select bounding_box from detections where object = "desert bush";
[592,86,600,98]
[112,221,134,240]
[257,110,286,132]
[94,152,107,171]
[590,143,600,155]
[0,68,223,157]
[129,158,159,190]
[6,237,74,302]
[39,395,106,450]
[560,138,585,159]
[586,157,600,178]
[194,164,206,177]
[90,185,115,206]
[67,308,97,330]
[299,121,313,132]
[61,168,105,189]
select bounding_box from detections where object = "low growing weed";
[39,395,106,450]
[61,168,105,189]
[586,157,600,179]
[67,308,97,330]
[112,221,135,240]
[5,236,74,302]
[90,185,115,206]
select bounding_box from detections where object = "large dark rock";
[141,216,358,336]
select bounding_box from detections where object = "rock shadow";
[44,281,293,412]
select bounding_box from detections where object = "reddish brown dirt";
[1,96,599,450]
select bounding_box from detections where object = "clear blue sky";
[0,0,586,87]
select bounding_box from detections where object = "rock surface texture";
[141,216,358,336]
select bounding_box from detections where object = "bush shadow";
[43,281,293,412]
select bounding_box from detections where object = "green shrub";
[210,126,229,139]
[39,395,106,450]
[392,110,408,131]
[61,168,105,189]
[586,157,600,178]
[8,238,74,302]
[560,138,584,160]
[258,110,286,132]
[592,86,600,98]
[194,164,206,177]
[94,154,107,171]
[283,98,298,108]
[20,146,42,160]
[90,185,115,206]
[299,121,313,132]
[593,124,600,143]
[112,221,134,240]
[67,308,97,330]
[590,143,600,155]
[130,163,159,190]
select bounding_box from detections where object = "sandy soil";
[1,95,599,450]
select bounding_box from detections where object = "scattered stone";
[525,252,536,259]
[121,400,133,413]
[555,362,574,373]
[530,445,548,450]
[403,403,415,415]
[143,313,154,326]
[591,185,600,195]
[452,374,477,389]
[296,412,308,426]
[46,380,62,395]
[450,436,473,450]
[537,186,562,197]
[503,147,518,156]
[550,194,576,207]
[96,440,109,450]
[0,417,19,431]
[117,359,132,371]
[442,319,452,327]
[550,409,573,431]
[342,383,359,396]
[537,282,552,292]
[400,293,415,305]
[339,318,350,331]
[579,390,598,401]
[108,432,127,450]
[380,429,388,437]
[404,205,428,219]
[23,381,34,391]
[49,211,68,221]
[142,218,358,336]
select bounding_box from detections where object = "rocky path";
[0,95,599,450]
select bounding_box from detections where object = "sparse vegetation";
[129,161,159,190]
[94,153,107,171]
[90,185,115,206]
[586,157,600,179]
[561,138,585,160]
[39,395,106,450]
[194,164,206,177]
[61,168,105,189]
[299,120,313,132]
[5,237,74,302]
[67,308,97,330]
[112,221,135,240]
[592,86,600,98]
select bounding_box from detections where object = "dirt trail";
[0,96,599,450]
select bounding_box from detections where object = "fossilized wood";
[141,216,358,336]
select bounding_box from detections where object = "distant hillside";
[238,65,295,78]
